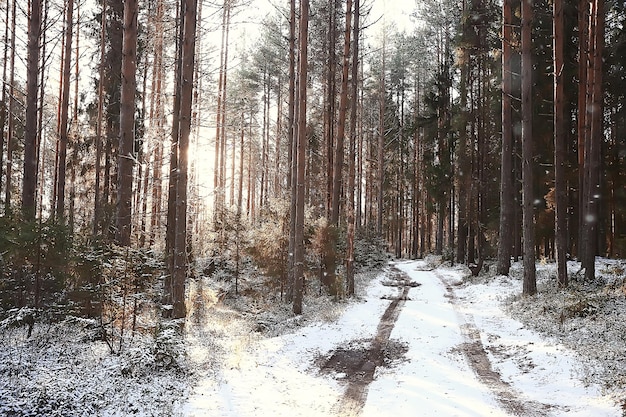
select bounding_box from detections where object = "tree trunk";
[166,0,185,276]
[274,79,283,197]
[456,107,469,264]
[214,0,231,226]
[4,0,15,214]
[219,4,231,214]
[553,0,568,286]
[583,0,604,281]
[260,71,269,209]
[377,41,386,235]
[345,0,359,296]
[412,78,421,259]
[148,0,165,246]
[103,0,124,236]
[286,0,296,303]
[22,0,42,218]
[577,0,589,261]
[136,57,149,246]
[324,0,337,219]
[69,1,80,233]
[165,0,184,316]
[171,0,197,319]
[238,111,245,213]
[247,113,257,223]
[0,0,10,201]
[94,0,107,237]
[521,0,536,295]
[356,63,364,229]
[293,0,309,315]
[497,0,513,275]
[116,0,138,245]
[229,105,237,207]
[55,0,74,222]
[331,0,352,225]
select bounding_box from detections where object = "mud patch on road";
[317,338,409,381]
[318,266,416,416]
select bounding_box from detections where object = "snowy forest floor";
[1,257,626,416]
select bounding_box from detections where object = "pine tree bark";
[293,0,309,315]
[583,0,604,281]
[287,0,297,303]
[331,0,352,225]
[149,0,165,245]
[377,41,386,235]
[3,0,15,214]
[497,0,513,275]
[274,80,283,197]
[94,0,107,237]
[103,0,124,234]
[137,62,149,247]
[55,0,74,222]
[214,1,227,209]
[260,71,269,209]
[166,0,185,273]
[171,0,197,319]
[69,1,80,233]
[412,75,421,259]
[345,0,359,296]
[237,111,245,213]
[0,0,10,200]
[457,47,469,264]
[324,0,337,219]
[116,0,138,245]
[214,0,231,225]
[218,5,231,214]
[165,0,184,317]
[521,0,536,295]
[577,0,589,261]
[22,0,42,218]
[553,0,568,286]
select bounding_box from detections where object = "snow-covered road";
[182,260,621,416]
[360,262,508,417]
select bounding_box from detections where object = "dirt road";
[185,261,617,417]
[321,262,557,416]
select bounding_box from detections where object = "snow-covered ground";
[1,258,624,416]
[181,259,623,416]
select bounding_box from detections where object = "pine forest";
[1,0,626,415]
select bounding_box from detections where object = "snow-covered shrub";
[93,245,165,353]
[247,199,290,291]
[0,316,187,416]
[561,292,603,319]
[424,254,445,268]
[153,320,186,371]
[354,228,388,272]
[0,215,71,315]
[0,307,37,338]
[310,217,343,296]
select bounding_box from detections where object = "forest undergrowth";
[502,258,626,411]
[1,254,626,415]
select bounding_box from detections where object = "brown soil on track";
[318,266,418,416]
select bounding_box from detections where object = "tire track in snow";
[334,266,416,416]
[435,270,555,417]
